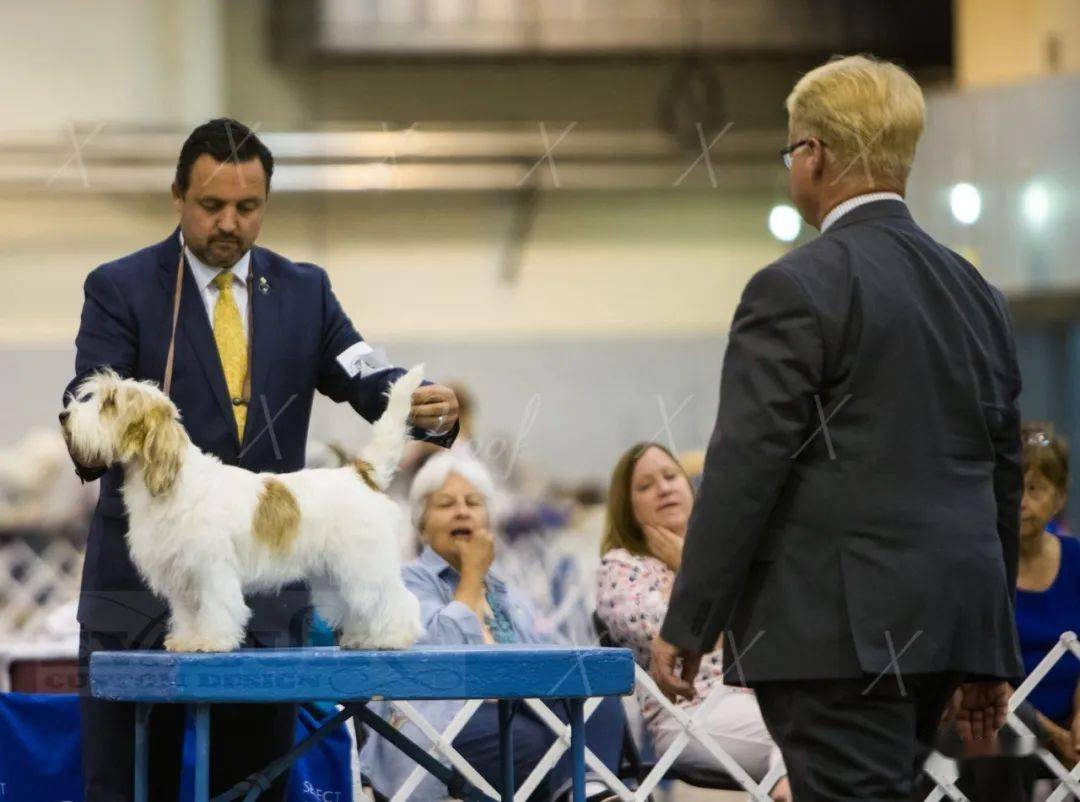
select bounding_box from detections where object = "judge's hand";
[650,635,702,703]
[952,681,1010,741]
[410,384,459,436]
[643,523,684,571]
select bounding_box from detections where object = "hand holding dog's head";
[61,371,187,495]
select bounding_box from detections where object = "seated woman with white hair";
[361,451,625,801]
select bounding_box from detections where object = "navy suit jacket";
[65,228,456,644]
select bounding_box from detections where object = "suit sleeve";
[63,266,138,481]
[314,267,458,448]
[988,290,1022,595]
[661,264,824,653]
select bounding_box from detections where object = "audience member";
[362,452,625,801]
[597,442,790,801]
[961,423,1073,801]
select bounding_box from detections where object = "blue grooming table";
[90,645,635,802]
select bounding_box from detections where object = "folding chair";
[591,612,749,795]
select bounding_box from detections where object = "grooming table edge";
[89,645,635,802]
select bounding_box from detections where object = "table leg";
[569,699,585,802]
[194,703,211,802]
[134,703,151,802]
[498,700,514,802]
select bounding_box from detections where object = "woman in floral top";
[597,441,790,801]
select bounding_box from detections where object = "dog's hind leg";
[335,564,422,650]
[363,582,423,650]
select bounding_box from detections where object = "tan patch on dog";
[252,478,301,553]
[352,458,381,492]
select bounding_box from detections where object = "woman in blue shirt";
[1014,425,1075,760]
[960,424,1073,801]
[361,452,624,801]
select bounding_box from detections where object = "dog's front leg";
[163,572,249,653]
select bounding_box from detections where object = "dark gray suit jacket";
[661,199,1024,684]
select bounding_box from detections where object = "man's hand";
[410,384,459,436]
[953,681,1010,741]
[649,635,702,703]
[643,523,684,571]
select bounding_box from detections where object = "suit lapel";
[242,247,282,448]
[156,230,237,434]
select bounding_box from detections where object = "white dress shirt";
[184,244,251,339]
[820,191,904,233]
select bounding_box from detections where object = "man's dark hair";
[174,118,274,196]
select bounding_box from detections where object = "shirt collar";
[418,545,506,591]
[179,231,252,291]
[820,192,905,233]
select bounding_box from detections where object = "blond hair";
[785,54,925,188]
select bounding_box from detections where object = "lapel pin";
[259,276,270,294]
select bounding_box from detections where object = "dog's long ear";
[120,393,184,496]
[141,402,184,496]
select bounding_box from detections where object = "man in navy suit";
[63,118,460,802]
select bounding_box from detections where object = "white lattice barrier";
[0,538,82,640]
[384,695,624,802]
[923,630,1080,801]
[375,661,784,802]
[630,666,782,802]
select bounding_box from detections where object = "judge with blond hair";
[650,55,1024,801]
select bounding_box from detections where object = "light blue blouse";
[360,547,548,799]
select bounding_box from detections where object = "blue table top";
[90,645,635,703]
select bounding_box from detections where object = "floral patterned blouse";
[596,547,753,726]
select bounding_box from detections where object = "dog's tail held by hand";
[359,364,425,490]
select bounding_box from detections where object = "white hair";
[409,451,497,532]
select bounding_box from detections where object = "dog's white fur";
[61,366,426,653]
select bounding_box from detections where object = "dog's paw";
[350,630,419,651]
[338,633,373,651]
[164,634,239,653]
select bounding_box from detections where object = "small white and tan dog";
[60,367,425,653]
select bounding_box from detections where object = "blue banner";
[0,694,353,802]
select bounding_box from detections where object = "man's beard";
[195,238,245,268]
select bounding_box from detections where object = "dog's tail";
[357,364,425,490]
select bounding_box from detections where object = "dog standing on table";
[60,365,426,653]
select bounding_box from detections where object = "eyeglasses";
[780,139,825,170]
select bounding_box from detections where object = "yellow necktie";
[211,271,247,439]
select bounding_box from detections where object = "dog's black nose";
[58,410,70,425]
